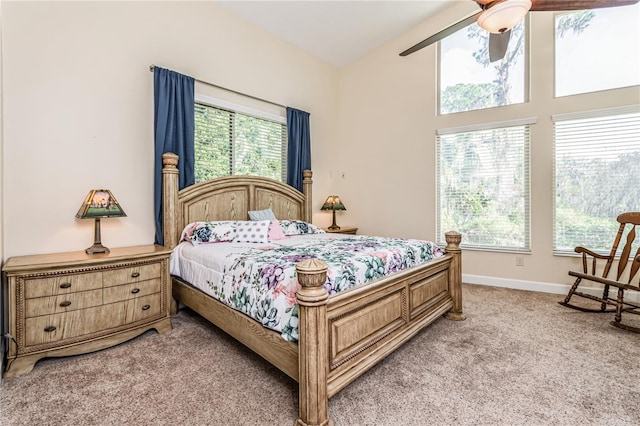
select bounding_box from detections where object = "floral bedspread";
[173,235,445,342]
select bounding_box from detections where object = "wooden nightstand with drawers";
[2,244,172,377]
[323,227,358,235]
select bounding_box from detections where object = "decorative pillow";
[248,208,277,221]
[233,220,271,243]
[268,220,287,241]
[183,221,237,246]
[278,220,326,236]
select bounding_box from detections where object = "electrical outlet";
[515,256,524,267]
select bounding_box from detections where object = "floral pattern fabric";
[176,234,445,342]
[182,221,237,245]
[278,220,326,236]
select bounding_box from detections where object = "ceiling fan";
[400,0,639,62]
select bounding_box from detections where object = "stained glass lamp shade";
[320,195,346,231]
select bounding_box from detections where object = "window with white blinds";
[553,106,640,254]
[194,101,287,183]
[436,119,533,251]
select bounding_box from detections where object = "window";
[439,20,527,115]
[194,97,287,183]
[553,106,640,254]
[437,119,533,251]
[555,3,640,97]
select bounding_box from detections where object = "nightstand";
[324,227,358,235]
[2,244,172,377]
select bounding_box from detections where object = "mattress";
[170,233,445,342]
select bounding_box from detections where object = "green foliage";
[555,208,619,252]
[555,150,640,251]
[440,83,500,114]
[443,207,524,248]
[234,115,284,181]
[194,105,232,182]
[194,103,285,183]
[440,127,527,248]
[556,151,640,218]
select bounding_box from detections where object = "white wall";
[335,3,640,289]
[0,0,4,259]
[0,0,6,373]
[1,0,338,258]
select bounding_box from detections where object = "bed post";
[162,153,180,249]
[444,231,465,321]
[295,258,333,426]
[302,170,313,223]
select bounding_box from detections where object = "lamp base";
[85,244,110,255]
[85,217,109,254]
[328,209,340,231]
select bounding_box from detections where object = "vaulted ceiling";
[214,1,458,67]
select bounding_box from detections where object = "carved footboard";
[295,232,463,426]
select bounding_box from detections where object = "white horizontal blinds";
[437,124,531,251]
[553,107,640,254]
[234,114,286,182]
[194,102,287,183]
[194,103,233,183]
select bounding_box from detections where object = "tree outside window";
[438,124,530,250]
[194,102,287,183]
[439,20,526,115]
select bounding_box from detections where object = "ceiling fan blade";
[530,0,639,11]
[489,30,511,62]
[399,11,481,57]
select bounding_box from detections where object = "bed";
[161,153,464,426]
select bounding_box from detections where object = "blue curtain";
[286,107,311,192]
[153,67,195,245]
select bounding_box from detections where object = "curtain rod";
[149,65,286,109]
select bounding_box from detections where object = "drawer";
[24,289,103,317]
[103,262,161,288]
[24,272,103,299]
[24,293,163,347]
[123,293,162,323]
[102,279,161,304]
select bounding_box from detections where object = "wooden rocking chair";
[560,212,640,332]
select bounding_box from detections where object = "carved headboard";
[161,153,312,248]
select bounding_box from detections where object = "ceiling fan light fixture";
[477,0,531,34]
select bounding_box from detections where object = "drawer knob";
[131,288,140,294]
[131,272,140,278]
[44,326,57,333]
[142,304,151,311]
[59,301,72,307]
[59,282,72,289]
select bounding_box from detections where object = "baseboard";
[462,274,640,304]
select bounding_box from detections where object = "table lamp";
[76,189,126,254]
[321,195,346,231]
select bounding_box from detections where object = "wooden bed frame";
[162,153,464,426]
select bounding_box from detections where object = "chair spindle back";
[609,212,640,284]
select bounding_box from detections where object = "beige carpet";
[1,284,638,426]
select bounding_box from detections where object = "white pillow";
[248,208,277,221]
[233,220,271,243]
